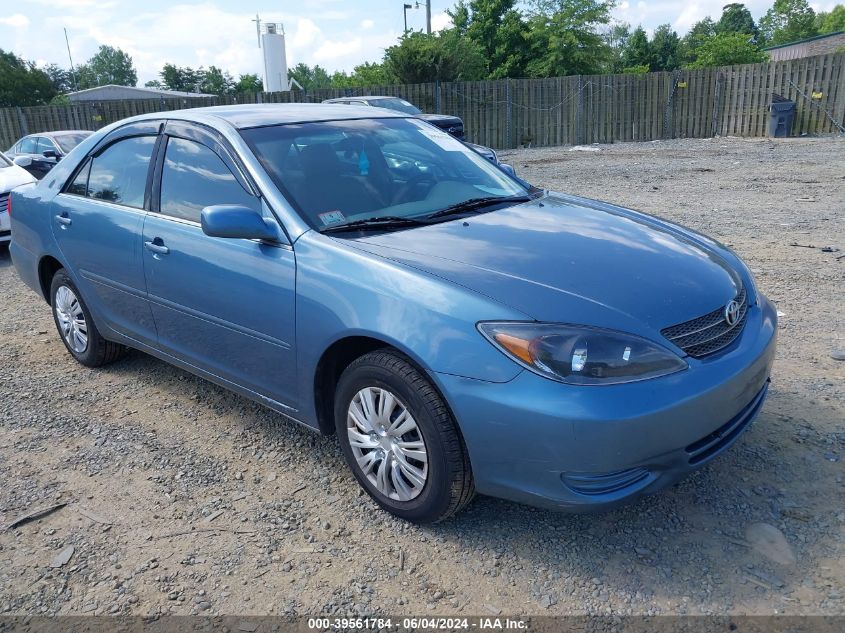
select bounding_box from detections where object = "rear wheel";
[335,350,474,523]
[50,269,126,367]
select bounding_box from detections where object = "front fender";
[293,230,528,425]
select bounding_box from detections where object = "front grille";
[661,286,748,358]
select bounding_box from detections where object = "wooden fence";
[2,53,843,151]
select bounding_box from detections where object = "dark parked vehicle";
[6,131,93,180]
[9,105,776,523]
[323,96,464,139]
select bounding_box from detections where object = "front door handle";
[55,214,72,226]
[144,240,170,255]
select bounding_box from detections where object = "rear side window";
[159,137,258,223]
[87,136,156,208]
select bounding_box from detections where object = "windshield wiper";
[426,195,532,221]
[320,215,429,234]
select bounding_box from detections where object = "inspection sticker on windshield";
[318,211,346,226]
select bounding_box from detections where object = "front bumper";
[432,295,778,512]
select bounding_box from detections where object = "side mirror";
[200,205,280,241]
[498,163,517,177]
[42,150,60,159]
[13,156,32,168]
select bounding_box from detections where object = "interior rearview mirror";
[200,205,281,242]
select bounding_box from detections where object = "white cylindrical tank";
[262,23,288,92]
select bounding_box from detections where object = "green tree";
[200,65,235,96]
[717,3,759,44]
[234,73,263,93]
[350,62,392,85]
[0,49,57,106]
[604,22,632,73]
[650,23,681,71]
[77,45,137,88]
[159,64,204,92]
[287,63,334,90]
[523,0,615,77]
[760,0,818,45]
[42,63,74,93]
[383,31,486,83]
[815,5,845,34]
[681,17,717,65]
[449,0,530,78]
[686,32,767,67]
[622,26,651,69]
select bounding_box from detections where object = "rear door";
[51,121,161,345]
[142,121,298,409]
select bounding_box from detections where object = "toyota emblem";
[724,300,741,326]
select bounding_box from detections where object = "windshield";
[54,132,92,153]
[241,118,527,231]
[368,98,423,115]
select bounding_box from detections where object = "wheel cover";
[346,387,429,502]
[54,285,88,354]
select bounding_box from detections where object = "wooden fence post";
[15,107,28,136]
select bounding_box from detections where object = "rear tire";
[335,350,474,523]
[50,269,126,367]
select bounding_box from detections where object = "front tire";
[335,350,474,523]
[50,269,126,367]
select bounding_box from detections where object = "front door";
[142,130,298,409]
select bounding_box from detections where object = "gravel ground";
[1,135,843,618]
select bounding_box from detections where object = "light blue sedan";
[9,105,777,522]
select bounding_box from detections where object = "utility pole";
[63,28,78,91]
[416,0,431,34]
[252,14,262,47]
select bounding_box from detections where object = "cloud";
[431,12,452,32]
[313,37,362,62]
[361,19,375,30]
[0,14,30,28]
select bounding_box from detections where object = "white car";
[0,152,36,246]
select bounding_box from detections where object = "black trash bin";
[768,93,795,137]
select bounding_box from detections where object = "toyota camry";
[9,105,777,523]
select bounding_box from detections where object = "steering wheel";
[392,172,438,205]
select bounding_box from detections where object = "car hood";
[346,194,742,335]
[0,164,36,191]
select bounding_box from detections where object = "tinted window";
[19,137,37,154]
[67,159,91,196]
[159,137,258,223]
[87,136,156,208]
[36,138,55,154]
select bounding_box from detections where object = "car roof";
[144,103,408,129]
[323,96,399,102]
[25,130,92,138]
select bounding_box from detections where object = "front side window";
[86,136,156,208]
[36,138,56,154]
[159,137,259,223]
[19,137,37,154]
[54,132,92,153]
[67,159,91,196]
[241,117,526,231]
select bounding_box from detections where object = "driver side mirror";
[42,150,60,160]
[200,205,281,242]
[13,156,32,168]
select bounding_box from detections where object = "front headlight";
[478,322,688,385]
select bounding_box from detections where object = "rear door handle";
[144,240,170,255]
[55,214,72,226]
